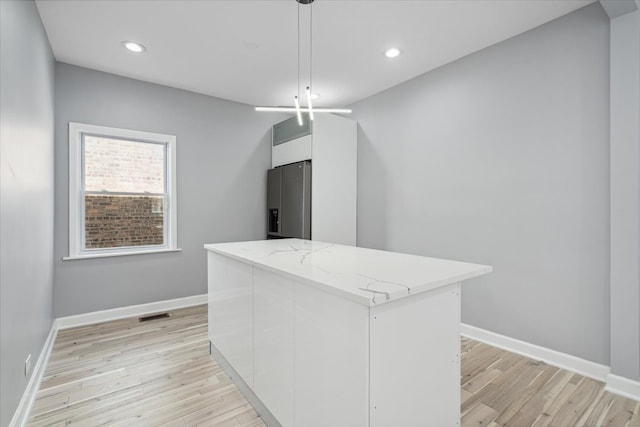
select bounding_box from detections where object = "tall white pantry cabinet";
[271,113,357,246]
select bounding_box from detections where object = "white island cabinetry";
[205,239,492,427]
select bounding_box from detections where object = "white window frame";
[66,122,179,260]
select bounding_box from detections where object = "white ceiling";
[36,0,595,108]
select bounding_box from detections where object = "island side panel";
[369,283,461,427]
[207,252,254,388]
[294,282,370,427]
[253,268,295,427]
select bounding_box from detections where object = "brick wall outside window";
[83,136,166,249]
[85,195,164,248]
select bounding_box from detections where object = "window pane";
[84,136,165,193]
[84,195,164,249]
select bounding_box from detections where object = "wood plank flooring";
[27,305,264,427]
[461,337,639,427]
[27,305,638,426]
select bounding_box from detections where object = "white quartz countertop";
[204,239,492,306]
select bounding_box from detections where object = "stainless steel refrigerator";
[267,160,311,239]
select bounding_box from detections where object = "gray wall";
[54,64,280,317]
[0,1,55,426]
[609,7,640,380]
[352,4,611,365]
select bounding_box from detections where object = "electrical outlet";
[25,354,32,377]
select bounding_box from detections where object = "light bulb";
[294,96,303,126]
[384,48,401,58]
[122,41,146,53]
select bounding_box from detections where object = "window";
[67,123,178,259]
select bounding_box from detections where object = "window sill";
[63,248,182,261]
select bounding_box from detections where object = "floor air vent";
[139,312,170,322]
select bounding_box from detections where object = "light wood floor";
[27,305,263,427]
[27,305,638,426]
[461,338,639,427]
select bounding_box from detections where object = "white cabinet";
[272,135,312,170]
[229,265,368,427]
[253,269,295,426]
[207,253,254,387]
[294,283,369,427]
[271,114,357,246]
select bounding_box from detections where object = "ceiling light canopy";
[255,0,352,125]
[122,41,146,53]
[385,48,401,58]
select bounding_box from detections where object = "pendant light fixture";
[255,0,352,125]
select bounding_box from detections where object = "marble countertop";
[204,239,492,306]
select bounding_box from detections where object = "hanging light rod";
[294,96,303,125]
[255,0,352,123]
[305,86,315,120]
[255,106,352,114]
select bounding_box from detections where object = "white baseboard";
[9,321,58,427]
[605,373,640,401]
[460,323,610,382]
[56,294,207,330]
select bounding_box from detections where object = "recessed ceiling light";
[122,41,146,53]
[310,93,320,99]
[384,48,401,59]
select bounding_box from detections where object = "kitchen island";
[205,239,492,427]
